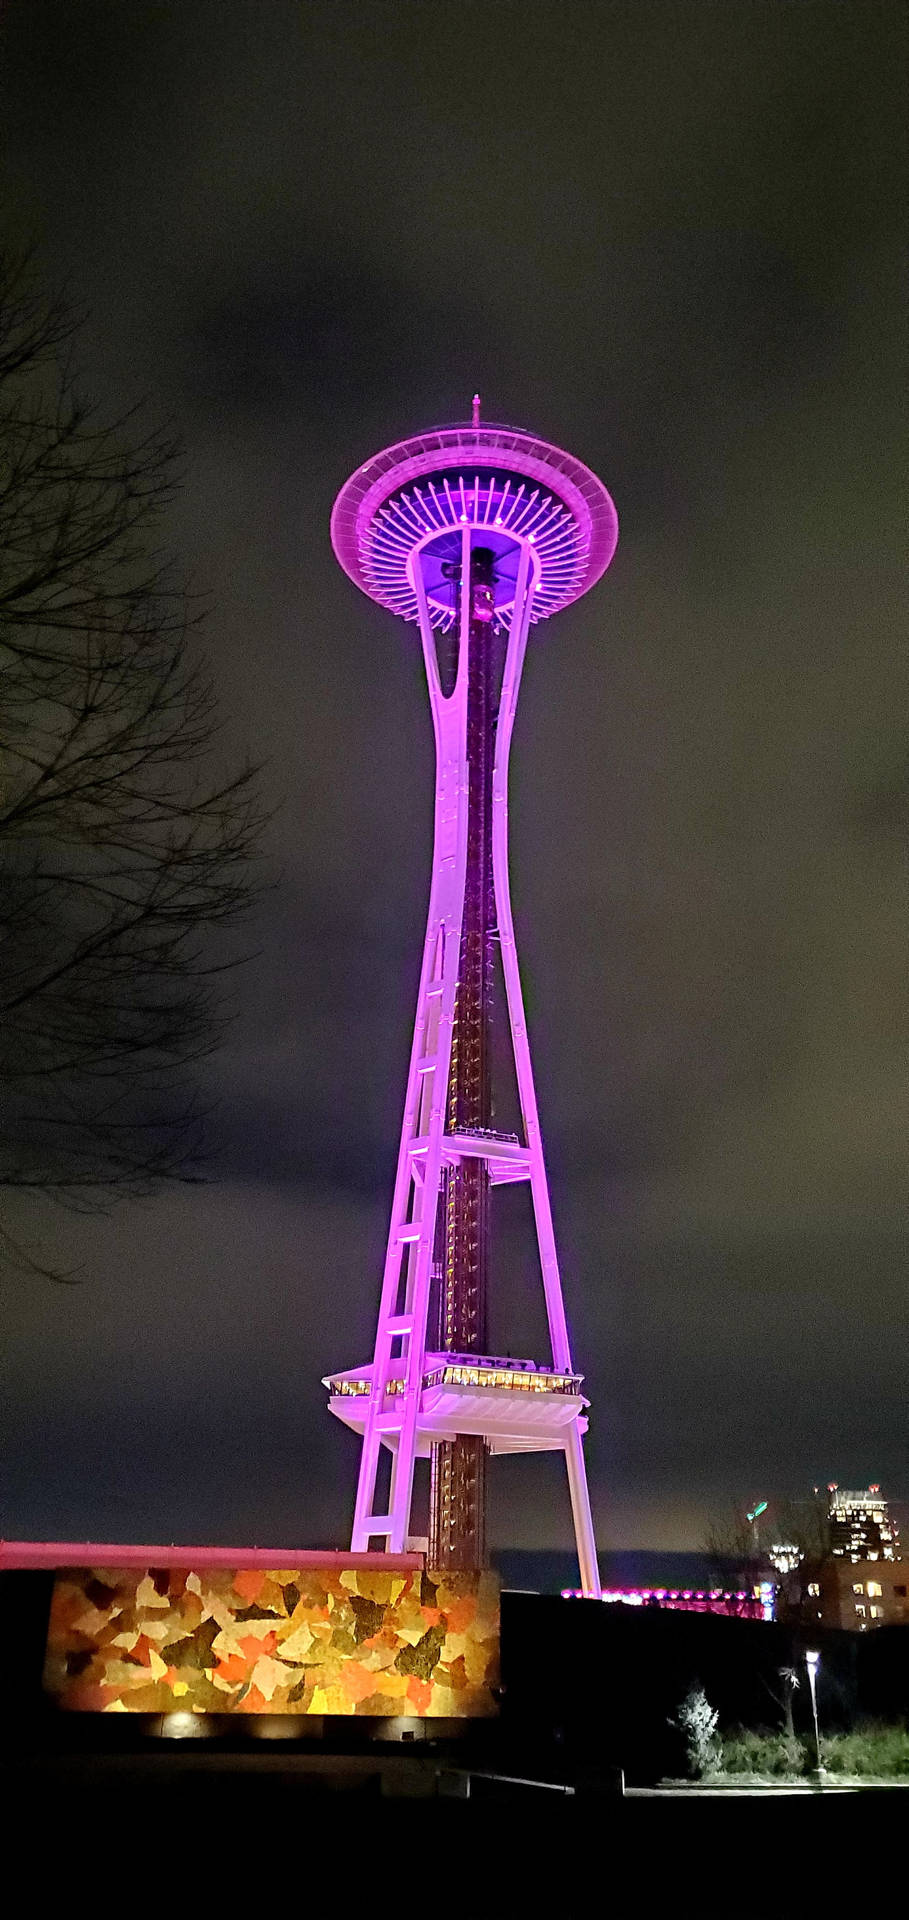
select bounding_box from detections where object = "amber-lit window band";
[329,1364,581,1398]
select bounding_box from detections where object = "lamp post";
[805,1649,823,1781]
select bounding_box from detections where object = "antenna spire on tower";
[472,392,481,427]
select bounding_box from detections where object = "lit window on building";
[829,1487,900,1563]
[870,1605,883,1619]
[866,1581,882,1597]
[807,1582,820,1596]
[855,1603,866,1617]
[852,1582,864,1595]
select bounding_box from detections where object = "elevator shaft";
[428,548,498,1569]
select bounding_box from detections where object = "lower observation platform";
[325,1352,590,1456]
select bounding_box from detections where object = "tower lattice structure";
[325,403,618,1594]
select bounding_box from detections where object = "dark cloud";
[188,234,500,425]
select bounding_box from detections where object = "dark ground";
[4,1582,904,1901]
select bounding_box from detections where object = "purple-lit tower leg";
[325,406,618,1595]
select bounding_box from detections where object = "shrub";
[671,1684,722,1778]
[820,1724,909,1779]
[717,1720,909,1780]
[718,1728,805,1779]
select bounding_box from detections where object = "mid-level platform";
[324,1352,589,1456]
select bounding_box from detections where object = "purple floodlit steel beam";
[326,408,617,1595]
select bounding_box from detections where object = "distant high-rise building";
[828,1485,899,1561]
[779,1486,906,1632]
[809,1558,908,1632]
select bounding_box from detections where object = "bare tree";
[771,1493,831,1563]
[704,1503,767,1597]
[0,256,264,1264]
[705,1492,832,1593]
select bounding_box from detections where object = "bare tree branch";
[0,254,267,1263]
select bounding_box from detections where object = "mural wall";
[43,1564,500,1716]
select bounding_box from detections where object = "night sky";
[1,2,905,1555]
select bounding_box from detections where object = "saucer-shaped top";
[331,421,618,628]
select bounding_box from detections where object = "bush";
[718,1720,909,1780]
[820,1724,909,1778]
[671,1685,721,1778]
[718,1728,805,1779]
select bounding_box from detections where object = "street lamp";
[805,1649,823,1781]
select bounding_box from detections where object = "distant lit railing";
[327,1358,582,1399]
[330,1377,402,1398]
[423,1363,580,1395]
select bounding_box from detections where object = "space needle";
[325,399,618,1595]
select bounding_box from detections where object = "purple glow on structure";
[561,1586,774,1620]
[331,421,618,631]
[325,410,617,1595]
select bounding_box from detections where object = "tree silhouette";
[0,256,265,1265]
